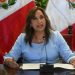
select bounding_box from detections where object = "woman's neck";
[35,31,45,37]
[32,31,45,43]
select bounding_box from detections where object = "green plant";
[68,1,75,8]
[2,3,8,9]
[0,0,16,9]
[8,0,15,5]
[35,0,48,9]
[70,2,75,8]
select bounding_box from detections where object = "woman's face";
[31,10,46,32]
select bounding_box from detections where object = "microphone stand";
[40,44,54,73]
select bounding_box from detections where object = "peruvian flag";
[46,0,75,51]
[0,0,35,63]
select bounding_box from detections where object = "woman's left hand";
[70,58,75,67]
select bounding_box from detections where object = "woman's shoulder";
[50,30,62,41]
[18,33,25,38]
[18,33,26,37]
[50,30,64,42]
[51,30,60,37]
[49,30,63,43]
[51,30,60,33]
[16,33,26,42]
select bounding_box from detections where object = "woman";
[4,7,75,68]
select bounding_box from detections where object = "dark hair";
[24,7,52,46]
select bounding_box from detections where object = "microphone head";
[40,64,54,73]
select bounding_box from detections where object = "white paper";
[20,63,45,70]
[54,63,75,70]
[20,63,75,70]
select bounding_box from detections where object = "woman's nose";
[37,19,42,23]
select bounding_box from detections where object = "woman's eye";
[40,16,44,19]
[32,15,45,20]
[32,17,37,20]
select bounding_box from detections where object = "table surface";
[0,64,75,75]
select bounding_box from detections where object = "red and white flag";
[46,0,75,51]
[0,0,35,63]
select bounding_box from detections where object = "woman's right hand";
[4,58,19,69]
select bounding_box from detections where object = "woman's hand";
[70,58,75,67]
[4,58,19,69]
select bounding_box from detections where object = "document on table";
[54,63,75,70]
[20,63,40,70]
[20,63,45,70]
[20,63,75,70]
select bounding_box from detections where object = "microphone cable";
[44,43,49,64]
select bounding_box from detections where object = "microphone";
[40,43,54,73]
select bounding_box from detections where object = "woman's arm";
[55,31,75,63]
[3,33,25,68]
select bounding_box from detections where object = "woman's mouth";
[37,24,44,28]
